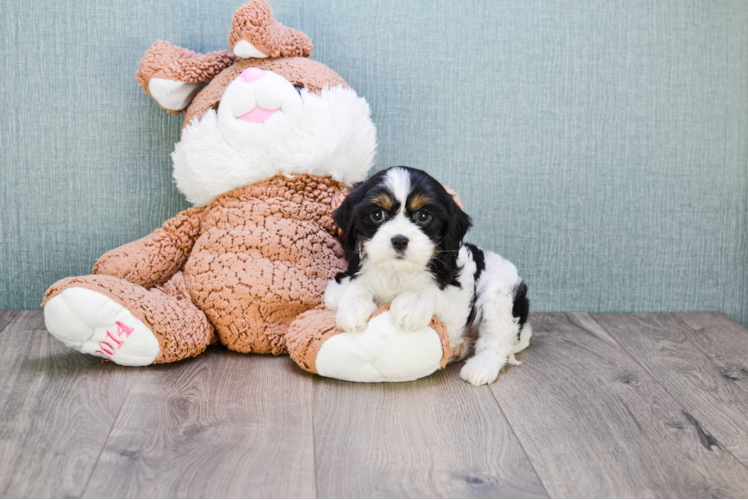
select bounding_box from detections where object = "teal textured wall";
[1,0,747,326]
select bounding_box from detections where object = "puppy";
[324,166,531,385]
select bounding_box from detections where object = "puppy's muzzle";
[391,235,409,253]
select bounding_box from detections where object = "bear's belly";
[183,215,346,354]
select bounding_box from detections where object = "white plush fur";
[149,78,207,111]
[172,70,377,205]
[314,310,445,383]
[232,39,269,58]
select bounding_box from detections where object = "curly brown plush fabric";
[286,304,452,375]
[93,207,205,289]
[44,0,453,381]
[135,0,345,126]
[185,175,348,354]
[46,174,347,358]
[285,305,341,373]
[228,0,312,58]
[42,273,214,364]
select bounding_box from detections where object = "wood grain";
[4,310,748,498]
[592,312,748,466]
[0,310,20,334]
[313,363,548,499]
[83,349,316,498]
[489,313,748,498]
[0,311,137,498]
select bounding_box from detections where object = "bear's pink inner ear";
[443,187,464,210]
[136,41,236,113]
[228,0,313,59]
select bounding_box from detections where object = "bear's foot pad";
[44,287,159,366]
[315,311,445,383]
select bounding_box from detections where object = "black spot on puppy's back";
[463,243,485,327]
[512,281,529,339]
[464,243,485,283]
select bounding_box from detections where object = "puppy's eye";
[416,210,432,225]
[370,209,386,223]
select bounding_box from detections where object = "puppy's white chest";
[363,268,435,303]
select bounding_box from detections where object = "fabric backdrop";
[1,0,747,327]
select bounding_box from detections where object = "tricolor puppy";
[324,166,531,386]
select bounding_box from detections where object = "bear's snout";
[240,67,265,83]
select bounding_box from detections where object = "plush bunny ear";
[228,0,312,59]
[135,41,236,113]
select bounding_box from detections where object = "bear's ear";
[228,0,312,59]
[135,41,236,113]
[443,186,464,210]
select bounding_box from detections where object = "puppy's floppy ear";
[442,191,472,252]
[334,183,366,256]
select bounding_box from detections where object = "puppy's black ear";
[442,193,472,252]
[429,189,472,289]
[334,183,365,257]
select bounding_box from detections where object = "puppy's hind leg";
[508,281,531,366]
[460,288,521,386]
[508,323,532,366]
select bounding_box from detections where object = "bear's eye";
[370,209,386,223]
[294,85,304,94]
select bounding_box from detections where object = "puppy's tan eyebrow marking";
[409,193,431,211]
[373,193,394,210]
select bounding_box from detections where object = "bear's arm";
[92,206,205,289]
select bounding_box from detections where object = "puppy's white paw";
[390,292,433,332]
[336,299,377,333]
[460,354,503,386]
[324,278,346,312]
[507,353,522,366]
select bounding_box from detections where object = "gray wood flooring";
[1,311,748,498]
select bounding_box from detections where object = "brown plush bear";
[42,0,453,382]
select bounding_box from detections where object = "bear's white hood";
[171,85,377,205]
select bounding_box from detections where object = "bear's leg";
[42,273,214,366]
[286,305,452,383]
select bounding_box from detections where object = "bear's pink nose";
[241,67,265,83]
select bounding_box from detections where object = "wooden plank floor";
[1,311,748,498]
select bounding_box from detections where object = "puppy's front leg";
[324,276,348,312]
[390,287,437,332]
[334,280,377,333]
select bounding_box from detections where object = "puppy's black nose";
[391,235,409,251]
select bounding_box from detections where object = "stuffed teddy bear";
[42,0,454,382]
